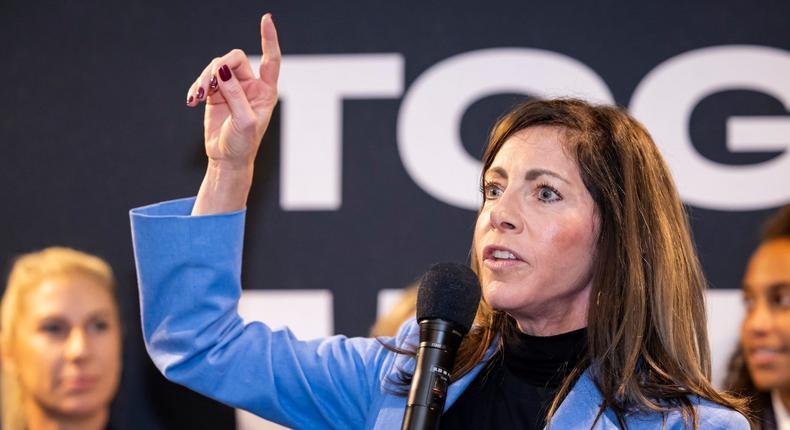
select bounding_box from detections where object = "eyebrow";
[34,309,115,321]
[742,282,790,294]
[486,167,569,184]
[771,282,790,292]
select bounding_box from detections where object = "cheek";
[534,219,598,294]
[15,338,60,390]
[97,332,123,373]
[472,213,489,257]
[740,311,758,341]
[539,218,596,261]
[776,312,790,344]
[98,340,122,399]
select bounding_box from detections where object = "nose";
[64,329,89,361]
[488,192,523,233]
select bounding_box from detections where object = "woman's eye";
[774,292,790,308]
[40,322,67,336]
[537,185,562,202]
[482,183,503,200]
[88,320,110,334]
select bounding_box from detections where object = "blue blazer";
[131,198,748,429]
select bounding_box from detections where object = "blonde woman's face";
[474,126,599,335]
[742,238,790,391]
[11,274,122,417]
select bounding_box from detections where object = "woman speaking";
[131,14,749,429]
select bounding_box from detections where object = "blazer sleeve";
[130,197,391,429]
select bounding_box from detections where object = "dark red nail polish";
[187,95,194,104]
[219,65,232,82]
[197,87,205,99]
[209,75,218,91]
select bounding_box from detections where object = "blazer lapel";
[444,340,498,410]
[548,369,621,429]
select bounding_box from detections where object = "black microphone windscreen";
[416,262,481,334]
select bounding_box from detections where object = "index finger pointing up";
[259,13,281,86]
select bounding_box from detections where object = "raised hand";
[187,14,281,215]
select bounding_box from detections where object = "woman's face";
[474,126,599,335]
[10,274,122,417]
[741,238,790,391]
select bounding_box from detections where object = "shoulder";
[559,370,750,429]
[375,318,419,382]
[671,398,750,429]
[624,398,749,429]
[375,317,419,351]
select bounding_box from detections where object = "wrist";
[192,160,254,215]
[206,158,255,174]
[204,161,254,194]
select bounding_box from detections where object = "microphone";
[401,262,481,430]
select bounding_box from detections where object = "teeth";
[492,250,516,260]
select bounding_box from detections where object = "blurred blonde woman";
[1,247,122,430]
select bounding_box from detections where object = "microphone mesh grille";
[416,262,481,334]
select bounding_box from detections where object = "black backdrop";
[2,1,789,428]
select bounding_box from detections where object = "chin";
[482,281,533,313]
[58,394,111,417]
[752,375,790,392]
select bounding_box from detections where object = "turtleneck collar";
[502,322,588,387]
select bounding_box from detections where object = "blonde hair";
[370,285,418,337]
[1,247,116,430]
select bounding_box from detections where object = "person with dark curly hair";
[727,204,790,430]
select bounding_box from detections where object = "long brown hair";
[446,98,747,427]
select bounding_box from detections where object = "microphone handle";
[401,319,464,430]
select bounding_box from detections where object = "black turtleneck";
[440,323,587,429]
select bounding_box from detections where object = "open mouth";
[491,249,518,260]
[483,246,524,263]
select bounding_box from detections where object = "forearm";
[192,160,254,215]
[130,199,383,426]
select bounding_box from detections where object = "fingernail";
[187,95,194,104]
[196,87,205,99]
[209,75,218,91]
[219,65,232,82]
